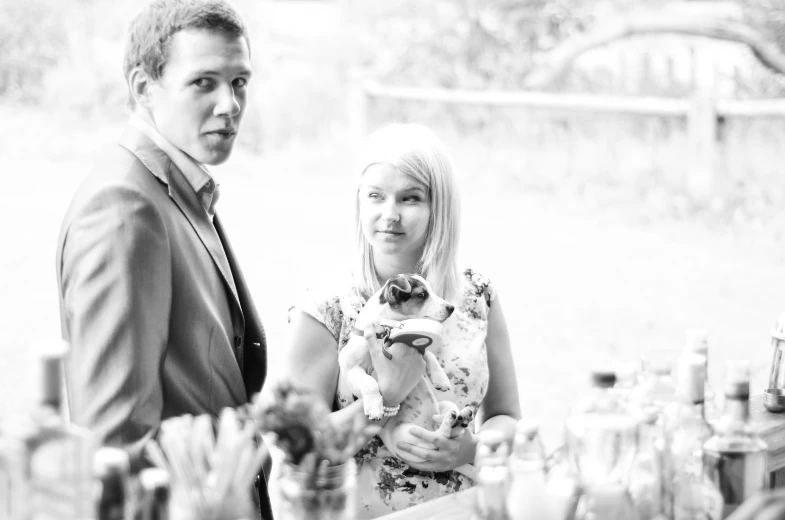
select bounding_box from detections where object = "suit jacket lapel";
[214,214,268,399]
[118,125,242,312]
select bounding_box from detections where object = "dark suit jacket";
[56,124,272,518]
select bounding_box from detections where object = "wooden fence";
[348,13,785,204]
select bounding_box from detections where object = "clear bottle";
[136,467,169,520]
[0,342,95,520]
[666,353,714,520]
[565,370,640,520]
[702,361,768,520]
[474,429,510,520]
[629,348,676,423]
[628,410,664,520]
[683,329,719,422]
[505,420,549,520]
[93,447,131,520]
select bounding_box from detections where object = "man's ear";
[128,67,155,109]
[380,275,412,304]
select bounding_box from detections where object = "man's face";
[145,28,251,165]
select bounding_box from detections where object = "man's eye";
[233,77,248,88]
[193,78,213,88]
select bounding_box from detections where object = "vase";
[279,460,358,520]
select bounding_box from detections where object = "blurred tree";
[0,0,69,101]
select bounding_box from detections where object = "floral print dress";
[296,269,495,518]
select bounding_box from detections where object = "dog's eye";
[417,292,427,299]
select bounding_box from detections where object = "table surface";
[377,393,785,519]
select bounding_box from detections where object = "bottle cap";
[723,360,750,398]
[93,446,131,477]
[515,418,540,437]
[676,353,706,403]
[590,370,617,388]
[684,329,709,356]
[36,340,69,409]
[139,467,170,491]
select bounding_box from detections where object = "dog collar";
[352,321,401,360]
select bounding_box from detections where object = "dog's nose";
[446,304,455,315]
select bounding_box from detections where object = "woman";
[284,122,521,517]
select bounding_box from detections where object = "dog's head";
[378,274,454,323]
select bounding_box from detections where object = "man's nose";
[214,84,241,117]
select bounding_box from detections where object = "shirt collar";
[129,114,219,216]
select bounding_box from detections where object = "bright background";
[2,0,785,446]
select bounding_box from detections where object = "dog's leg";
[347,365,385,421]
[434,401,460,438]
[423,351,451,392]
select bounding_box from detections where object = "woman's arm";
[395,294,522,471]
[475,294,522,436]
[283,310,427,448]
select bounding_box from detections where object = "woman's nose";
[382,201,400,223]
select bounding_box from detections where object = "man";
[55,0,272,517]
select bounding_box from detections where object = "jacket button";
[235,336,242,348]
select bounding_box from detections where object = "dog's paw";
[455,406,474,429]
[363,392,384,421]
[430,371,452,392]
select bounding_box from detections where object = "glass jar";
[168,488,256,520]
[279,460,357,520]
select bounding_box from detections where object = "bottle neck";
[720,394,750,426]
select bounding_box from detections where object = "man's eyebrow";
[188,68,253,77]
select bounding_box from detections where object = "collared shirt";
[129,115,220,220]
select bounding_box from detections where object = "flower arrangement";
[243,380,378,477]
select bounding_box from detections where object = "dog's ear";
[380,275,412,304]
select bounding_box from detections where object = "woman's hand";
[365,321,426,407]
[394,421,478,472]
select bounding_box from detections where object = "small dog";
[338,274,474,460]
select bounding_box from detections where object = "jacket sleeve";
[59,182,171,459]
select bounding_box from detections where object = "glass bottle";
[666,353,714,520]
[474,429,510,520]
[0,342,95,520]
[628,410,664,520]
[136,467,169,520]
[505,420,549,520]
[565,369,639,520]
[702,361,768,520]
[93,447,131,520]
[629,348,676,423]
[683,329,719,422]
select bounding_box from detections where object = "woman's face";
[358,163,430,263]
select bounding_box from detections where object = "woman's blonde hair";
[354,123,462,302]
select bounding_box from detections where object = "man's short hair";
[123,0,250,107]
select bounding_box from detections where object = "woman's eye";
[368,193,381,200]
[403,196,421,203]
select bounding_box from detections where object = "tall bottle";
[683,329,718,422]
[565,369,639,520]
[629,348,676,422]
[666,353,714,520]
[136,467,170,520]
[505,420,550,520]
[0,342,95,520]
[93,447,131,520]
[474,429,510,520]
[627,410,664,520]
[702,361,768,520]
